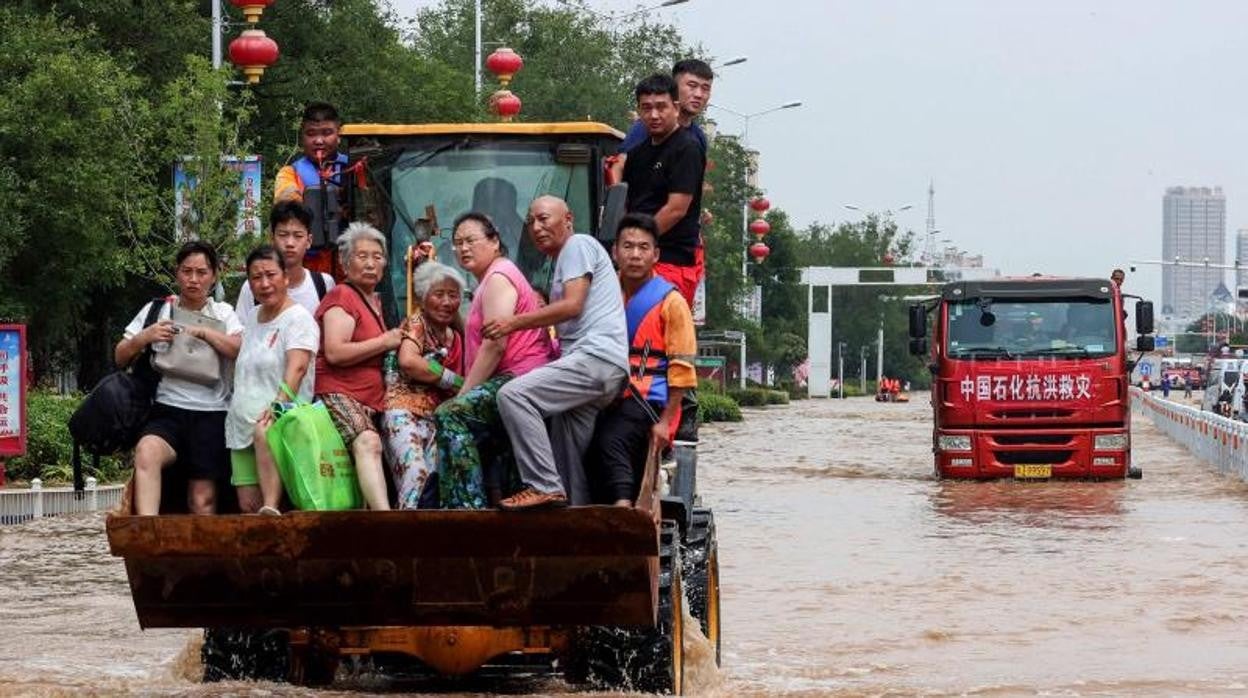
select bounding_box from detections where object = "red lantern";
[749,242,770,262]
[229,0,275,24]
[749,219,771,237]
[228,29,279,84]
[486,47,524,87]
[882,252,895,266]
[750,197,771,213]
[491,90,522,121]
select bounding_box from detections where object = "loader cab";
[341,123,624,325]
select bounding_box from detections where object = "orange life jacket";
[624,276,677,406]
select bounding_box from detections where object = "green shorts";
[230,448,258,487]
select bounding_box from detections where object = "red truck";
[909,277,1153,480]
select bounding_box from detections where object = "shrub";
[6,391,127,484]
[726,388,770,407]
[697,393,742,423]
[697,377,724,395]
[765,390,790,405]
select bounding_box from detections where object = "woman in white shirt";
[226,245,319,514]
[115,241,244,515]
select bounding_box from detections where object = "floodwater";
[3,397,1248,696]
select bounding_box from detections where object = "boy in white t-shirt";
[236,201,335,320]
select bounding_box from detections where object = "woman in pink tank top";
[433,213,554,509]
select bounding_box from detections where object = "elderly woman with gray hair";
[381,258,467,509]
[313,222,403,510]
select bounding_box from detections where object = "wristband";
[438,369,464,391]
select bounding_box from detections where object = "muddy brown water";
[3,397,1248,696]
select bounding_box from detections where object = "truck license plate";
[1014,464,1052,479]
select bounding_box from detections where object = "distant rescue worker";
[1161,374,1171,399]
[274,102,348,250]
[485,196,628,509]
[235,201,335,322]
[588,213,697,506]
[621,73,707,307]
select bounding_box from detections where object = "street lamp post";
[859,345,867,394]
[837,341,846,400]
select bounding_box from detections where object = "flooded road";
[3,396,1248,695]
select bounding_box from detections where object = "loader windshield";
[946,298,1117,358]
[385,138,593,303]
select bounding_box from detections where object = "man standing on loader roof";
[483,196,628,510]
[621,71,709,308]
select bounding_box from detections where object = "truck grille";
[995,450,1072,465]
[990,434,1074,446]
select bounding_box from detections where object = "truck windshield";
[385,139,592,304]
[946,298,1118,358]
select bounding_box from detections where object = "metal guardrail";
[1132,387,1248,482]
[0,478,123,525]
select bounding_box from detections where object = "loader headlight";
[1094,434,1129,451]
[937,434,972,451]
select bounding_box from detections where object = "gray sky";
[389,0,1248,305]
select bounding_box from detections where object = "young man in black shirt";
[622,73,707,307]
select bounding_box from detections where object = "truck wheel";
[682,508,721,666]
[565,520,685,694]
[201,628,289,683]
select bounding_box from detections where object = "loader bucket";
[107,500,661,630]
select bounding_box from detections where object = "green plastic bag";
[265,385,363,511]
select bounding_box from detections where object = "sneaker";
[258,505,282,516]
[498,487,568,511]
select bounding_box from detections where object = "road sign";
[1155,336,1168,348]
[1139,362,1152,376]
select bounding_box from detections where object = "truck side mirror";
[1136,335,1155,352]
[908,338,928,356]
[908,304,926,339]
[1135,300,1154,335]
[598,183,629,244]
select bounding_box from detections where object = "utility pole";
[924,180,936,264]
[211,0,223,70]
[876,321,884,385]
[474,0,483,97]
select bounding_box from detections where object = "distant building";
[1161,186,1226,319]
[1237,228,1248,295]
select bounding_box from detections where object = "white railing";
[1132,387,1248,482]
[0,478,124,525]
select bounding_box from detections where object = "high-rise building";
[1161,186,1225,319]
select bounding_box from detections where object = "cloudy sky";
[390,0,1248,305]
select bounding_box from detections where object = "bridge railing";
[1132,387,1248,482]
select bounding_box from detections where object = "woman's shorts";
[140,403,230,481]
[230,448,258,487]
[318,392,380,446]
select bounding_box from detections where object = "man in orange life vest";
[273,102,349,249]
[588,213,697,507]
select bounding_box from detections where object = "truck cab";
[910,277,1153,479]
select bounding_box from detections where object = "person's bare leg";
[235,485,262,513]
[353,430,391,511]
[133,435,176,516]
[253,418,284,510]
[188,479,217,515]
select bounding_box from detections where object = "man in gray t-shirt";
[484,196,628,509]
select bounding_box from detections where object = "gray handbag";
[152,304,226,386]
